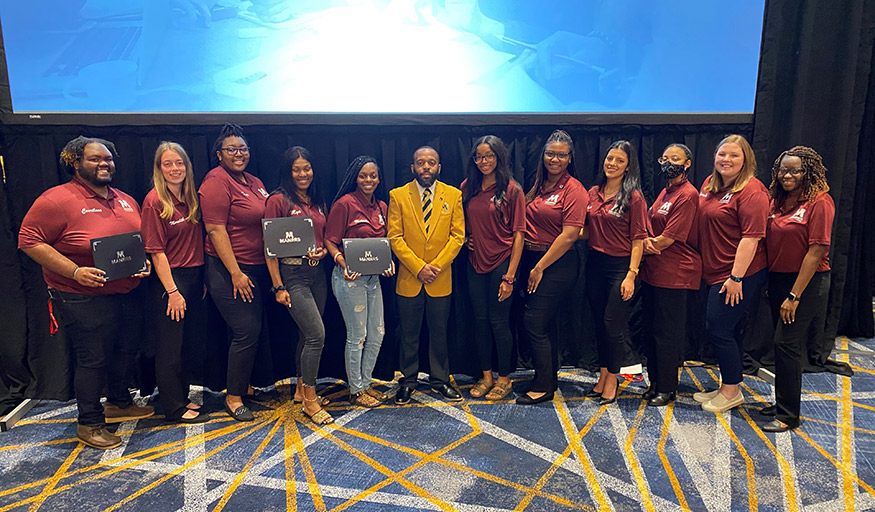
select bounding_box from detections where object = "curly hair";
[59,136,118,175]
[769,145,830,208]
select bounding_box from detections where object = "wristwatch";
[729,275,743,283]
[501,275,516,285]
[270,285,286,294]
[787,292,799,302]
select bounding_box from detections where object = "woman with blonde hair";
[694,134,770,413]
[142,141,209,423]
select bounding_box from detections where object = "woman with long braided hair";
[760,146,834,432]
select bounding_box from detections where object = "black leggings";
[467,258,514,377]
[205,255,269,397]
[587,250,637,374]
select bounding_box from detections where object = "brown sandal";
[350,391,382,408]
[485,382,513,400]
[302,398,334,425]
[364,387,388,401]
[469,379,493,398]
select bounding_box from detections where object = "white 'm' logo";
[544,194,560,206]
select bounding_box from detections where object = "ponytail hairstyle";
[462,135,512,209]
[152,141,200,223]
[525,129,577,203]
[597,140,642,216]
[769,145,830,209]
[270,146,326,213]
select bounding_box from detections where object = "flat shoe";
[516,392,554,405]
[224,402,255,422]
[179,411,211,424]
[350,391,381,408]
[702,392,744,412]
[303,398,334,425]
[469,379,492,399]
[693,389,720,403]
[761,419,795,432]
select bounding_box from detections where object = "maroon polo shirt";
[325,191,387,246]
[525,172,588,246]
[697,176,770,285]
[18,178,142,295]
[766,193,834,273]
[198,166,269,265]
[585,186,649,257]
[641,179,702,290]
[141,188,204,268]
[264,193,327,249]
[463,179,526,273]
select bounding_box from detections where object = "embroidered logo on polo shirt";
[241,191,249,197]
[117,199,134,212]
[169,218,186,226]
[81,208,102,214]
[378,214,385,225]
[657,201,673,215]
[258,188,268,197]
[544,194,560,206]
[290,208,303,216]
[352,218,369,224]
[609,204,623,217]
[789,207,807,223]
[719,193,733,204]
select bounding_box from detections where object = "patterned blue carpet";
[1,336,874,511]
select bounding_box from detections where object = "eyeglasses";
[544,151,570,160]
[657,156,687,164]
[221,147,250,155]
[473,153,496,163]
[777,167,803,176]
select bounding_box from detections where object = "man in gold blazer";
[388,146,465,404]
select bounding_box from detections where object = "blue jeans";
[331,265,385,395]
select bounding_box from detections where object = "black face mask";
[660,161,687,179]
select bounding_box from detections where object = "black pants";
[705,268,768,385]
[523,249,578,393]
[641,283,688,393]
[280,261,327,386]
[50,290,137,426]
[205,255,269,397]
[467,258,514,377]
[153,266,203,420]
[398,288,451,386]
[769,271,830,427]
[587,250,637,374]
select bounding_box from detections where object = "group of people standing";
[18,124,833,449]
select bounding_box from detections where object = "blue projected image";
[0,0,765,114]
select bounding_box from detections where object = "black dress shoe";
[516,391,554,405]
[598,395,617,406]
[585,389,602,399]
[760,404,776,416]
[395,385,413,405]
[642,385,657,401]
[647,392,676,407]
[433,384,463,402]
[761,419,796,432]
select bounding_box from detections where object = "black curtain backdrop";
[2,0,874,413]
